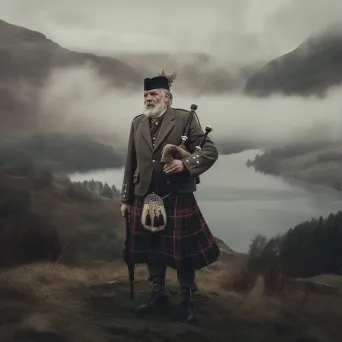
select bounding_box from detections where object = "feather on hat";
[144,70,177,91]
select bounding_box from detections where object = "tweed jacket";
[120,106,218,204]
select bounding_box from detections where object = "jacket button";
[152,159,155,162]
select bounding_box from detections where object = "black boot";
[179,286,195,323]
[134,290,168,313]
[134,270,168,314]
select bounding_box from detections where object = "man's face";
[143,89,168,117]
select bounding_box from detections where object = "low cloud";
[37,65,341,154]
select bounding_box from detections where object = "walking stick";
[123,209,134,300]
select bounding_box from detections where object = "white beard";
[143,101,167,118]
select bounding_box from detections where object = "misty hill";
[244,26,342,96]
[0,19,141,87]
[0,19,142,139]
[0,133,125,173]
[247,144,341,191]
[0,163,127,267]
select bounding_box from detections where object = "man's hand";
[163,159,185,174]
[121,203,131,217]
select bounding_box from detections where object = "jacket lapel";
[153,107,175,152]
[140,115,153,150]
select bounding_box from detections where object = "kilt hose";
[128,192,221,271]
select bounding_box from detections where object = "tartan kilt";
[127,192,221,270]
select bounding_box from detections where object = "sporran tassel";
[145,208,151,226]
[153,209,159,227]
[158,208,164,225]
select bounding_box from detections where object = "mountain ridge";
[244,25,342,97]
[0,19,142,140]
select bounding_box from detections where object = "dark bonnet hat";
[144,70,177,91]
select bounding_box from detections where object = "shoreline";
[246,144,341,192]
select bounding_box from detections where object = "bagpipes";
[160,104,213,167]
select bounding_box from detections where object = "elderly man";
[120,71,220,322]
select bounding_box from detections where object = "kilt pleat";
[128,193,221,270]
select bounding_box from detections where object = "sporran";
[141,192,169,232]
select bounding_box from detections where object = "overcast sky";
[1,0,341,64]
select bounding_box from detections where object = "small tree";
[247,233,268,271]
[102,183,113,199]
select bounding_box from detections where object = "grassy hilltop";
[1,261,342,342]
